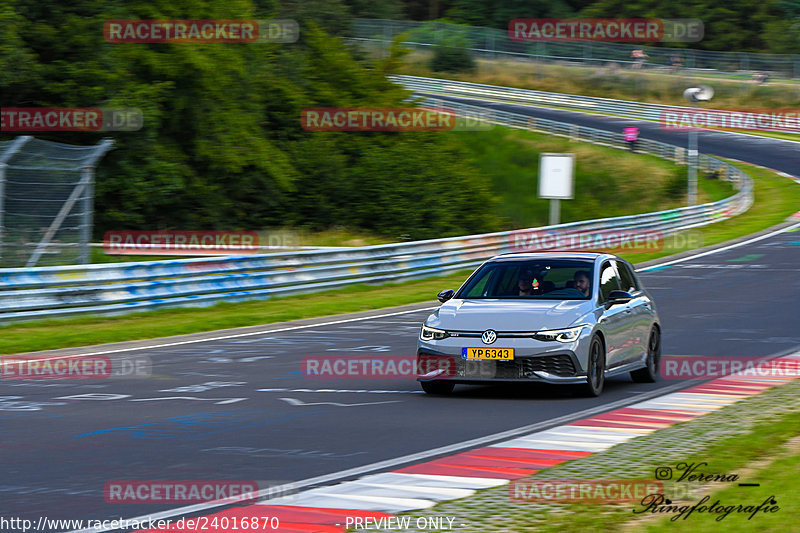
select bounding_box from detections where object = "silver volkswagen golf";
[416,252,661,396]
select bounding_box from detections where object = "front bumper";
[417,328,594,384]
[417,349,588,384]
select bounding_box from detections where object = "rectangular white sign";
[539,153,575,199]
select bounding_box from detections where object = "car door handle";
[624,307,632,314]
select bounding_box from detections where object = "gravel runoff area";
[353,367,800,533]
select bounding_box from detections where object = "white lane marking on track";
[638,221,800,272]
[56,394,131,400]
[1,307,436,362]
[238,356,274,362]
[258,388,423,394]
[128,397,247,405]
[0,396,67,411]
[326,345,392,352]
[278,397,401,407]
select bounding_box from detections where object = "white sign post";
[538,153,575,226]
[683,85,714,206]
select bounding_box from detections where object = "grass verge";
[451,127,729,230]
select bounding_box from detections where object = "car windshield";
[456,260,594,300]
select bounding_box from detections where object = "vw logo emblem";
[481,330,497,345]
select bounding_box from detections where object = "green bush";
[430,45,476,72]
[663,172,686,199]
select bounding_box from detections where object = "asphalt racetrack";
[2,98,799,530]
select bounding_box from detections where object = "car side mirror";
[437,289,455,303]
[606,290,633,308]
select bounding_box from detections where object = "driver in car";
[573,270,591,297]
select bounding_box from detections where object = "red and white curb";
[139,351,800,532]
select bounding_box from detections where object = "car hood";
[428,299,595,332]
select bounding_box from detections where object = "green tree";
[444,0,578,29]
[582,0,799,52]
[1,0,496,240]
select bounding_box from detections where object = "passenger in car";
[539,280,555,293]
[518,271,537,296]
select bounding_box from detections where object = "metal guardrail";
[352,18,800,79]
[0,98,753,323]
[395,75,800,134]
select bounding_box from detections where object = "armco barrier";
[0,96,752,322]
[396,74,668,121]
[396,75,800,134]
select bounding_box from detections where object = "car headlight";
[420,325,449,341]
[533,325,585,343]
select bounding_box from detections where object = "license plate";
[462,348,515,360]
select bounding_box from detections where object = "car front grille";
[520,354,577,377]
[454,354,577,379]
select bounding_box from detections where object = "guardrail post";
[382,20,390,59]
[674,146,685,164]
[688,129,698,206]
[79,166,94,264]
[0,162,5,262]
[0,136,33,264]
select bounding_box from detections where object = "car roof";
[490,252,612,262]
